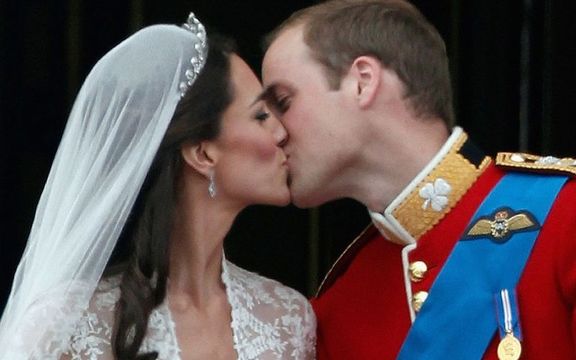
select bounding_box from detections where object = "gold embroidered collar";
[369,127,491,245]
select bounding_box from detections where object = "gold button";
[412,291,429,312]
[409,261,428,282]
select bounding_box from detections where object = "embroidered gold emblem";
[464,207,539,242]
[496,152,576,176]
[392,132,491,240]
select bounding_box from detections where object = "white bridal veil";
[0,14,207,359]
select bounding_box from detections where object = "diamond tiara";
[179,12,208,98]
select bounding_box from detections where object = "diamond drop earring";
[208,172,217,198]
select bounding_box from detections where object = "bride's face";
[211,54,290,207]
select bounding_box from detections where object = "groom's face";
[262,25,359,207]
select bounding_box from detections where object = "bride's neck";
[167,185,240,308]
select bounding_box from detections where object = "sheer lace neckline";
[57,257,316,359]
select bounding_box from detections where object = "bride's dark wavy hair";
[105,35,236,360]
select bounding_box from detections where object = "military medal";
[496,289,522,360]
[498,332,522,360]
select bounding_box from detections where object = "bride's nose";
[270,114,288,146]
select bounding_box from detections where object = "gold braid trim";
[392,133,491,240]
[496,152,576,177]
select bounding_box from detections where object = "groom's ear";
[181,141,217,177]
[347,55,382,109]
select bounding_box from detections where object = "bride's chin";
[279,194,291,206]
[271,187,291,206]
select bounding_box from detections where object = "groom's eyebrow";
[253,84,278,105]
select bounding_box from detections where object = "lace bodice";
[60,260,316,359]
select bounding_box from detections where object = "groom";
[262,0,576,358]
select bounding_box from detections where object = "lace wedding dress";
[59,259,316,359]
[0,16,316,360]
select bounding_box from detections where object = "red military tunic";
[312,128,576,359]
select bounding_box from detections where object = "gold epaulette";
[496,152,576,177]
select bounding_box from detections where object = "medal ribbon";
[398,173,568,359]
[495,289,522,339]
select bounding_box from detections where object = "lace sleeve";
[58,278,120,360]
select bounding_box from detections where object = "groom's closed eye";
[257,84,292,116]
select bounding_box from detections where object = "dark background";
[1,0,575,308]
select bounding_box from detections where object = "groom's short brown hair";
[265,0,454,126]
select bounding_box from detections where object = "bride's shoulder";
[90,274,122,310]
[71,275,121,331]
[58,275,121,358]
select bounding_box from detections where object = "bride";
[0,13,315,360]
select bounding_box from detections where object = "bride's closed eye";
[254,109,271,122]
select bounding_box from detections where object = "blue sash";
[398,173,568,359]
